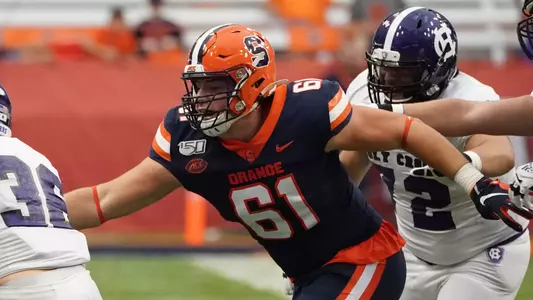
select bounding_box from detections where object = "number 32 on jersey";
[230,174,320,239]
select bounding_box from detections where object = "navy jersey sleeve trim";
[149,107,179,168]
[331,108,352,137]
[148,153,177,178]
[327,85,352,138]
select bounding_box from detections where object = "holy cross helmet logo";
[434,23,456,62]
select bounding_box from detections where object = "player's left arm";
[381,95,533,137]
[326,104,470,179]
[463,135,515,177]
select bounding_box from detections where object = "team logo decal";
[487,246,504,264]
[185,158,208,174]
[434,23,456,62]
[245,150,256,163]
[179,139,207,156]
[243,36,270,68]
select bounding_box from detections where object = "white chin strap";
[379,91,412,104]
[390,97,413,103]
[200,102,260,137]
[0,124,12,137]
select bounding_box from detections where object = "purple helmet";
[518,0,533,59]
[0,85,12,131]
[366,7,458,104]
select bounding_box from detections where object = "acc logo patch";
[179,139,206,156]
[487,246,504,264]
[186,158,208,174]
[184,64,204,73]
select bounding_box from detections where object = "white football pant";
[400,230,530,300]
[0,265,102,300]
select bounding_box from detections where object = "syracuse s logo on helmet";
[243,36,270,68]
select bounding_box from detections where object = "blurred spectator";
[351,0,406,30]
[0,47,21,63]
[0,33,52,64]
[0,32,18,62]
[323,27,366,90]
[267,0,334,59]
[81,7,135,62]
[344,0,406,71]
[268,0,331,26]
[134,0,184,62]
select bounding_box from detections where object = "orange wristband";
[401,116,414,149]
[92,186,106,224]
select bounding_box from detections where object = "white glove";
[282,273,294,296]
[509,162,533,211]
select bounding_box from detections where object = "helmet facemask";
[518,0,533,60]
[0,86,11,137]
[366,47,457,105]
[181,66,251,137]
[366,50,430,105]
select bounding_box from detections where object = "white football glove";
[282,273,294,296]
[509,162,533,211]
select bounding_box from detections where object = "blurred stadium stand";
[0,0,522,63]
[0,0,532,253]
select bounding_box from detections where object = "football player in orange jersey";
[63,24,532,299]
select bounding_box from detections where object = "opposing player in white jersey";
[363,0,533,139]
[350,0,533,215]
[0,85,102,300]
[345,7,530,300]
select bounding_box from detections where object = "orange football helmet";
[181,24,277,136]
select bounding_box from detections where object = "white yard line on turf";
[192,254,290,298]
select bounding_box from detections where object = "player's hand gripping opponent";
[509,163,533,212]
[470,177,533,232]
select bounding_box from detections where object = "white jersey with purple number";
[0,137,89,278]
[347,71,529,265]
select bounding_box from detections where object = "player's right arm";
[65,158,181,230]
[388,94,533,137]
[65,108,183,230]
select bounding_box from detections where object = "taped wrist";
[463,151,482,171]
[454,164,484,194]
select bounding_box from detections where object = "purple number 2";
[0,155,72,229]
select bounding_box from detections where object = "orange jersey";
[150,79,404,278]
